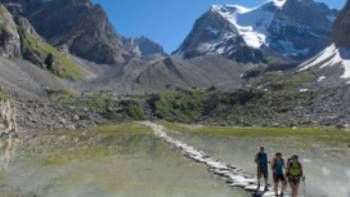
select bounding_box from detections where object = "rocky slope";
[79,55,247,94]
[0,4,85,81]
[297,0,350,87]
[174,0,337,63]
[0,4,21,58]
[0,0,129,65]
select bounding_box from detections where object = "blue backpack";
[274,158,285,174]
[256,153,268,167]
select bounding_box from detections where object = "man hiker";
[271,152,287,197]
[286,155,304,197]
[255,146,268,191]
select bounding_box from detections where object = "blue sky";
[92,0,346,53]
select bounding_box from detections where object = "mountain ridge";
[174,0,337,63]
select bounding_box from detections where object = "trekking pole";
[302,176,306,197]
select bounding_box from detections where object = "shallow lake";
[0,125,248,197]
[165,126,350,197]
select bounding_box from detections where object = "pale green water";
[0,129,248,197]
[167,130,350,197]
[2,124,349,197]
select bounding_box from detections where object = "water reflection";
[166,131,350,197]
[0,134,15,171]
[0,132,248,197]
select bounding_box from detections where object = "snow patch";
[299,88,309,93]
[299,43,350,81]
[211,1,283,49]
[205,26,219,35]
[272,0,287,8]
[317,76,326,82]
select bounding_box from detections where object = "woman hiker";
[271,152,287,197]
[286,155,304,197]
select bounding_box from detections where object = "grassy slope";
[47,89,145,121]
[17,23,83,81]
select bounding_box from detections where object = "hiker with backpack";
[255,146,269,191]
[271,152,287,197]
[286,155,304,197]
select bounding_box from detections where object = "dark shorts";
[288,176,300,185]
[273,173,286,183]
[257,166,268,179]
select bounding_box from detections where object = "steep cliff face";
[0,0,129,65]
[333,0,350,48]
[297,0,350,87]
[0,85,16,136]
[0,5,21,58]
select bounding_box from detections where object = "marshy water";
[164,124,350,197]
[0,124,247,197]
[0,123,349,197]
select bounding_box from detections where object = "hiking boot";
[264,186,268,192]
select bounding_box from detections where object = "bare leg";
[274,182,278,196]
[257,168,261,190]
[290,183,297,197]
[294,184,299,197]
[281,181,287,194]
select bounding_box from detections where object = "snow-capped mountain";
[122,36,166,58]
[298,0,350,86]
[174,0,337,63]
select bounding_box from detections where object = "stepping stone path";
[142,122,291,197]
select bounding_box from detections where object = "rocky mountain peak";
[173,6,265,63]
[333,0,350,48]
[175,0,337,63]
[122,36,166,58]
[0,0,130,65]
[0,4,21,58]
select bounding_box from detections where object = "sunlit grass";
[157,121,350,147]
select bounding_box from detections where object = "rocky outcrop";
[333,0,350,48]
[296,0,350,87]
[122,36,166,58]
[270,0,337,60]
[0,85,16,136]
[0,5,21,58]
[0,0,129,65]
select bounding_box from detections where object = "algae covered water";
[161,123,350,197]
[0,123,349,197]
[0,124,248,197]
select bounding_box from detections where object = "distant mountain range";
[174,0,337,63]
[0,0,348,95]
[0,0,350,129]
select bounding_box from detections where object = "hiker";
[286,155,304,197]
[255,146,268,191]
[271,152,286,197]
